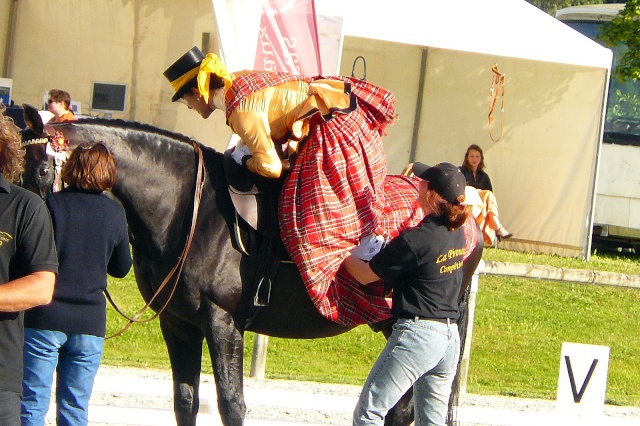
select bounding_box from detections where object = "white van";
[557,4,640,253]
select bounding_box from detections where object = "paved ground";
[42,366,640,426]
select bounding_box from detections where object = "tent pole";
[409,48,428,162]
[586,68,611,261]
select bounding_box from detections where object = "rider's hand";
[232,144,251,165]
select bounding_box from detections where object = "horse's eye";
[39,169,50,177]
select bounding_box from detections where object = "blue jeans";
[21,328,104,426]
[353,318,460,426]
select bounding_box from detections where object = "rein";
[488,64,505,142]
[104,141,205,338]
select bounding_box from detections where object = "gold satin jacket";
[227,76,352,178]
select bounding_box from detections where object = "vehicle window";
[566,21,640,146]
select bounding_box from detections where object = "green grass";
[101,247,640,406]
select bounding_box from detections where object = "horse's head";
[19,104,67,198]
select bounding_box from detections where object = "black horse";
[27,115,482,426]
[18,105,56,198]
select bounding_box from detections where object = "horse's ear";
[22,104,44,134]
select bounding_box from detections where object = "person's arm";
[107,209,133,278]
[1,196,59,312]
[228,109,283,179]
[0,271,55,312]
[107,240,132,279]
[343,254,382,285]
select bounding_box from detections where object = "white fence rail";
[458,260,640,394]
[251,260,640,388]
[481,261,640,289]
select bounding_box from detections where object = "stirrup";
[254,277,272,307]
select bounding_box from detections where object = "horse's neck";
[110,135,198,253]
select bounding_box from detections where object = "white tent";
[315,0,613,258]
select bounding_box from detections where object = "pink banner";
[254,0,322,75]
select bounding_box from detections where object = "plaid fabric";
[281,172,479,326]
[226,72,308,122]
[225,72,478,325]
[277,77,402,326]
[328,76,397,136]
[328,175,426,325]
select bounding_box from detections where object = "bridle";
[20,124,69,193]
[104,141,205,338]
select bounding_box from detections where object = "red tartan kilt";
[277,77,479,326]
[279,108,388,320]
[279,99,429,324]
[280,163,479,325]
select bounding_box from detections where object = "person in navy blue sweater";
[21,142,132,426]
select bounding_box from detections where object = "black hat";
[412,162,466,204]
[164,46,205,102]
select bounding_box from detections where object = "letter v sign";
[564,356,598,403]
[557,342,609,416]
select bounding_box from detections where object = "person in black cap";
[345,162,469,426]
[164,46,398,310]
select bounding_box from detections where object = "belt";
[401,315,454,325]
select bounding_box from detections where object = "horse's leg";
[159,317,204,426]
[202,303,246,426]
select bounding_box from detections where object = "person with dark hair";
[21,142,132,426]
[46,89,76,123]
[461,144,512,244]
[164,46,397,316]
[345,162,469,426]
[0,107,57,425]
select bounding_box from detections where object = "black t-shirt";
[0,175,58,392]
[369,215,466,320]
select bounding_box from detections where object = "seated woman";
[461,144,513,244]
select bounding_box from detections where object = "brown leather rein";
[104,142,205,339]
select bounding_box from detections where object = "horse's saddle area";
[223,151,287,308]
[222,151,471,326]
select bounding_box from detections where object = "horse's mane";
[72,117,231,201]
[74,117,217,152]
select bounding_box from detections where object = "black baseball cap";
[412,162,466,204]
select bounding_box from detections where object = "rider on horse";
[164,47,476,326]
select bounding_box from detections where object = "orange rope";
[488,64,505,142]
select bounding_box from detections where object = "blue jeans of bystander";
[353,318,460,426]
[21,328,104,426]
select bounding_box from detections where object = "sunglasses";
[47,99,54,104]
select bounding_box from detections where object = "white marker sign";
[557,342,610,417]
